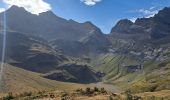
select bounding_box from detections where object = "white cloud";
[149,6,156,10]
[81,0,102,6]
[2,0,51,15]
[128,7,160,22]
[137,8,159,18]
[0,8,5,13]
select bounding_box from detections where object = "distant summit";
[111,19,133,33]
[0,5,111,57]
[111,7,170,39]
[0,6,103,41]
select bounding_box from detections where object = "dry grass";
[1,64,87,94]
[0,87,122,100]
[135,90,170,99]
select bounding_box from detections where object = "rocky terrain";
[109,7,170,62]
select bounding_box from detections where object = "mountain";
[0,31,68,73]
[0,31,101,84]
[111,7,170,40]
[50,30,111,57]
[0,6,111,57]
[108,7,170,62]
[0,6,103,41]
[50,39,87,57]
[0,5,170,98]
[91,7,170,94]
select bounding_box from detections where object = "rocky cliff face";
[109,7,170,62]
[111,7,170,40]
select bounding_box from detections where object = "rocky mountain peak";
[155,7,170,18]
[0,5,106,41]
[8,5,25,11]
[83,21,95,26]
[111,19,133,33]
[110,7,170,39]
[6,5,33,15]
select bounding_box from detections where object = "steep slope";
[111,60,170,93]
[43,63,100,84]
[0,31,101,83]
[109,7,170,62]
[50,29,111,57]
[0,6,112,58]
[94,7,170,93]
[0,31,68,73]
[111,7,170,39]
[50,39,87,57]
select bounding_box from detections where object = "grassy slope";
[1,64,87,94]
[135,90,170,99]
[1,58,170,99]
[0,63,123,94]
[92,54,139,82]
[117,60,170,92]
[92,54,170,94]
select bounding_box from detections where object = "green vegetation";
[92,54,140,83]
[91,53,170,95]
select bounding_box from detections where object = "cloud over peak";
[81,0,102,6]
[0,8,5,13]
[129,7,160,22]
[137,8,159,18]
[3,0,51,15]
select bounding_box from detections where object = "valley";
[0,5,170,100]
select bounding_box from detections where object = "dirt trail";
[89,82,122,93]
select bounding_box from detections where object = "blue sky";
[1,0,170,33]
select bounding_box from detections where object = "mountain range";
[0,5,170,98]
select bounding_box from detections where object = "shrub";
[125,90,133,100]
[76,88,83,93]
[86,87,91,94]
[94,87,99,92]
[49,93,55,98]
[149,85,157,92]
[22,92,32,97]
[100,88,107,94]
[61,93,68,97]
[3,92,15,100]
[109,96,113,100]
